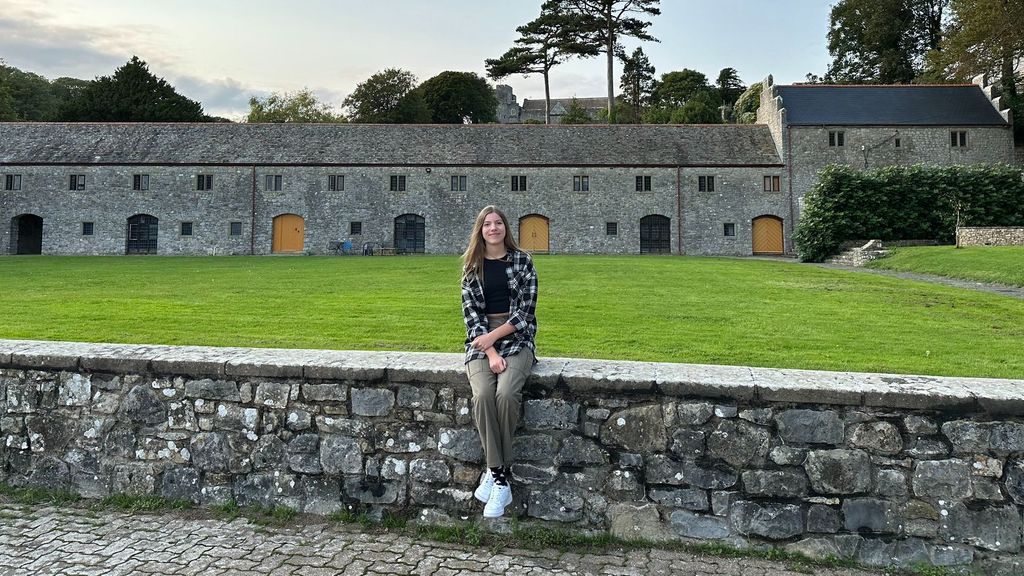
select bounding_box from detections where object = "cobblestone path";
[0,503,883,576]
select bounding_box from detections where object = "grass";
[868,246,1024,287]
[99,493,192,512]
[0,255,1022,378]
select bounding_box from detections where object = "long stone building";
[0,75,1014,257]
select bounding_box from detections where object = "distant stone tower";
[495,85,522,124]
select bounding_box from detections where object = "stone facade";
[1,339,1023,571]
[495,85,606,124]
[0,78,1015,258]
[957,226,1024,246]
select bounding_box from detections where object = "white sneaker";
[483,483,512,518]
[474,470,495,503]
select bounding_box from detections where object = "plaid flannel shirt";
[462,249,538,364]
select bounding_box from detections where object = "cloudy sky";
[0,0,833,120]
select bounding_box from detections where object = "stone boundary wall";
[1,339,1023,572]
[957,227,1024,247]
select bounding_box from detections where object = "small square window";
[635,175,651,192]
[698,175,715,192]
[132,174,149,190]
[4,174,22,190]
[763,175,780,192]
[511,175,527,191]
[829,130,845,147]
[180,222,193,237]
[82,222,94,236]
[328,174,344,191]
[450,175,467,191]
[229,221,243,236]
[573,175,589,192]
[69,174,85,190]
[264,175,282,191]
[894,138,901,148]
[350,221,362,235]
[606,222,618,236]
[951,131,967,147]
[390,175,406,191]
[197,174,213,190]
[724,223,736,237]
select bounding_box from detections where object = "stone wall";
[957,227,1024,247]
[1,339,1023,572]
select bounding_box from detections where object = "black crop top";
[483,257,511,314]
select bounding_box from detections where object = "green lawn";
[867,246,1024,287]
[1,255,1022,379]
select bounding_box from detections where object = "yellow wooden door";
[272,214,304,253]
[519,215,549,253]
[752,216,784,254]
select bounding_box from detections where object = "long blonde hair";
[461,206,521,279]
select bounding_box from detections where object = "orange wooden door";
[272,214,304,253]
[519,215,549,253]
[752,216,784,254]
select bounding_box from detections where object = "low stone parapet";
[1,339,1023,572]
[957,226,1024,247]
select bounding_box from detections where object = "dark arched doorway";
[394,214,425,254]
[639,214,671,254]
[126,214,159,255]
[11,214,43,255]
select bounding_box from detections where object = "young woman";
[461,205,538,518]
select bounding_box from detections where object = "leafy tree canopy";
[246,89,345,123]
[418,71,497,124]
[60,56,207,121]
[733,82,763,124]
[652,69,711,108]
[715,67,746,113]
[0,62,59,121]
[343,68,430,123]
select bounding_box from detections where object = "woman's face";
[481,212,506,247]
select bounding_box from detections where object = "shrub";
[794,163,1024,262]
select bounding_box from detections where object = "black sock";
[490,466,507,486]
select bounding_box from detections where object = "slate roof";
[521,97,608,113]
[0,123,782,167]
[776,85,1008,126]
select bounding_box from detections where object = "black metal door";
[13,214,43,255]
[640,215,671,254]
[126,214,159,254]
[394,214,425,254]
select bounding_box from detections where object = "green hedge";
[794,164,1024,262]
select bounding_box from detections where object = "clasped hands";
[470,333,506,374]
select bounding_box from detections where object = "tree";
[418,71,497,124]
[486,1,599,124]
[618,47,655,123]
[825,0,919,83]
[343,68,430,123]
[557,0,661,123]
[715,67,745,122]
[669,91,722,124]
[559,98,593,123]
[59,56,207,121]
[652,69,711,108]
[0,62,59,120]
[929,0,1024,140]
[246,89,345,123]
[733,82,763,124]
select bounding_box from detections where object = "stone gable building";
[0,75,1014,257]
[496,85,606,124]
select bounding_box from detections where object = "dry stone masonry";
[1,339,1023,573]
[957,227,1024,247]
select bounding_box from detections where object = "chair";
[327,241,342,255]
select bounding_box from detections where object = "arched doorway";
[519,214,549,253]
[10,214,43,255]
[126,214,159,255]
[752,215,784,255]
[394,214,425,254]
[272,214,305,253]
[640,215,671,254]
